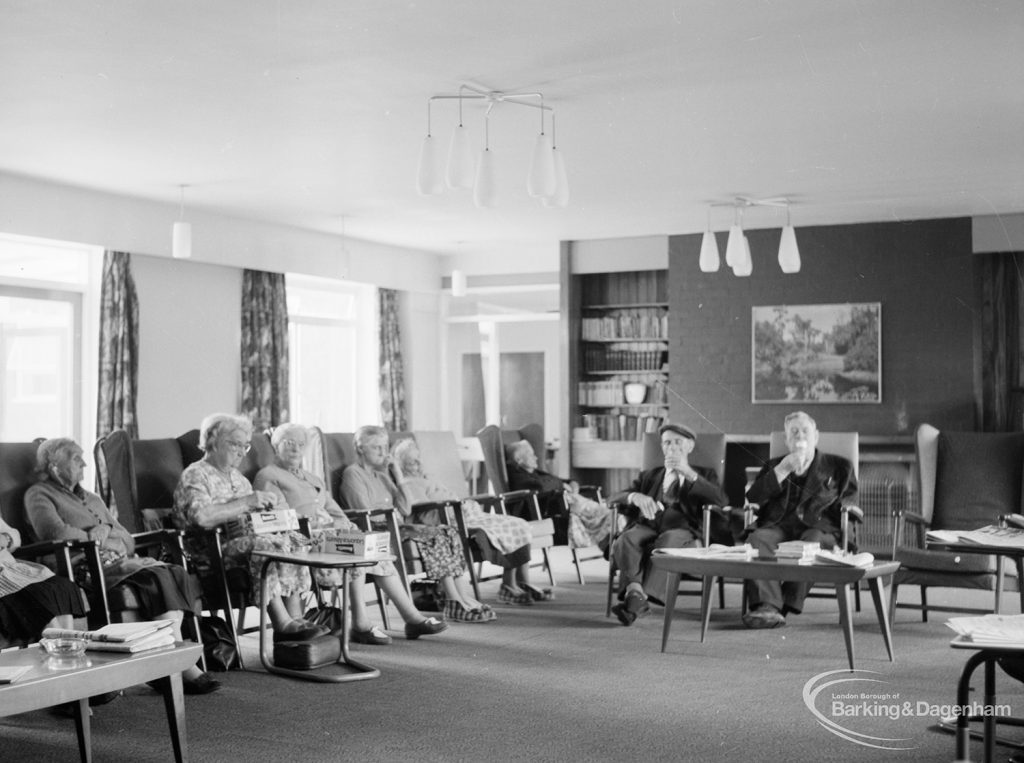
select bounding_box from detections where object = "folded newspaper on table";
[947,614,1024,644]
[813,549,875,568]
[927,525,1024,548]
[652,543,755,559]
[41,619,177,653]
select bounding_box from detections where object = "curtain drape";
[241,269,289,431]
[378,288,408,431]
[96,251,140,439]
[978,251,1024,432]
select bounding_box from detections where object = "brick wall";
[667,217,975,436]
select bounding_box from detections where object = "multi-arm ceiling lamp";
[699,197,801,276]
[417,84,569,208]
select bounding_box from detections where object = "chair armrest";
[577,484,603,502]
[841,504,864,523]
[12,538,78,560]
[899,511,929,527]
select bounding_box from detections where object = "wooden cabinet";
[564,268,669,492]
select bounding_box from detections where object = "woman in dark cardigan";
[26,437,219,694]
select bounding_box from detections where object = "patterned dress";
[252,463,398,587]
[340,463,466,579]
[173,458,312,603]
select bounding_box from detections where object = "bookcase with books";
[568,268,669,492]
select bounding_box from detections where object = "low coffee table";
[252,549,396,683]
[650,554,900,670]
[925,539,1024,614]
[0,641,202,762]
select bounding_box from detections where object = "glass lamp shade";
[778,224,801,273]
[416,134,445,195]
[445,124,474,189]
[172,221,192,259]
[473,148,498,208]
[541,147,570,208]
[451,269,467,297]
[733,235,753,276]
[698,230,720,272]
[527,132,556,197]
[725,224,744,268]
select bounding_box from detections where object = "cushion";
[932,431,1024,531]
[273,634,341,670]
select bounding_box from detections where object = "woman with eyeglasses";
[26,437,220,694]
[173,413,328,643]
[253,423,453,644]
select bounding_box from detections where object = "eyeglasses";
[280,438,307,450]
[225,440,251,454]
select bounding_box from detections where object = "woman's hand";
[250,490,279,510]
[388,459,406,485]
[88,524,112,544]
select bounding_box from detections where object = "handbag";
[199,614,240,671]
[304,604,344,634]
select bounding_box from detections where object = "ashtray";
[39,637,88,659]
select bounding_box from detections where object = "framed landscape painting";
[752,303,881,403]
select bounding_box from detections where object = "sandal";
[521,583,554,602]
[443,600,495,623]
[498,584,533,605]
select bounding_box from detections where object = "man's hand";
[630,492,661,520]
[664,454,699,483]
[775,448,812,480]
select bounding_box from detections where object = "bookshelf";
[567,269,669,491]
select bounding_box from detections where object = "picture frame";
[752,303,881,404]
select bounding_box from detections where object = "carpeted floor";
[4,548,1024,762]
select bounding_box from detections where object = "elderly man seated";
[742,411,858,629]
[609,423,728,626]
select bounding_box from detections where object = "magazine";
[813,549,875,568]
[41,619,174,643]
[947,614,1024,644]
[927,525,1024,549]
[85,630,176,653]
[652,544,754,558]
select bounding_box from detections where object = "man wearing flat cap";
[609,423,728,626]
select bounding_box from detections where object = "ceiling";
[2,1,1022,262]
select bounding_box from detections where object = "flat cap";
[658,422,696,441]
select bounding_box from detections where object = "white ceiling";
[2,1,1022,261]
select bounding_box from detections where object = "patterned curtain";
[241,269,289,431]
[378,288,408,430]
[96,251,140,439]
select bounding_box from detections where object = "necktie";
[664,471,681,503]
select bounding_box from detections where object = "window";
[286,274,377,431]
[0,234,102,445]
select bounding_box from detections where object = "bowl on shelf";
[623,382,647,405]
[39,636,88,659]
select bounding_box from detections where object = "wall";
[666,217,975,436]
[132,253,242,437]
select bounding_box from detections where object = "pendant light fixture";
[418,83,567,208]
[725,206,745,270]
[172,185,192,259]
[777,203,801,273]
[698,207,720,272]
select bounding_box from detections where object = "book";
[0,665,33,684]
[813,549,875,568]
[85,630,176,653]
[41,619,174,644]
[652,543,754,559]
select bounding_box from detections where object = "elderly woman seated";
[26,437,219,694]
[173,413,332,646]
[253,423,454,641]
[339,425,473,631]
[506,439,612,551]
[0,515,87,644]
[391,437,550,606]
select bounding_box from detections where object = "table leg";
[984,657,996,763]
[660,571,681,653]
[699,575,716,644]
[835,583,856,671]
[867,577,896,662]
[159,673,189,763]
[995,556,1005,615]
[956,651,986,761]
[258,556,273,672]
[73,698,91,763]
[1016,558,1024,613]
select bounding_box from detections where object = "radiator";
[857,463,916,555]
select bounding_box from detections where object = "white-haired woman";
[27,437,218,694]
[173,413,328,643]
[254,423,457,642]
[391,437,545,606]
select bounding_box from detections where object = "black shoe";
[52,691,121,718]
[404,617,448,640]
[183,673,221,695]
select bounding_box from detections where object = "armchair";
[476,424,558,586]
[606,431,729,617]
[890,424,1024,622]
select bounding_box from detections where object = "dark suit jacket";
[746,451,858,535]
[612,465,728,539]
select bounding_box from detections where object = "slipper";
[498,584,533,605]
[521,583,554,602]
